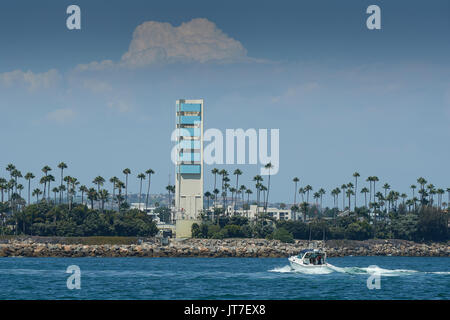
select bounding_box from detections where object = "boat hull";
[288,256,331,271]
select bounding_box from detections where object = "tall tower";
[175,99,204,220]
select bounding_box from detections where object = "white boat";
[288,248,331,271]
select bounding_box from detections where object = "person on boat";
[317,255,322,265]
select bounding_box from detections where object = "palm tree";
[109,176,119,209]
[331,188,337,209]
[417,177,427,204]
[366,177,373,205]
[32,188,42,202]
[239,185,246,209]
[137,173,146,209]
[341,184,347,210]
[78,185,87,204]
[298,187,305,203]
[401,193,408,207]
[300,202,309,222]
[447,188,450,209]
[11,169,22,193]
[233,169,243,214]
[57,162,67,203]
[264,162,273,213]
[229,187,237,214]
[52,187,59,203]
[59,184,66,203]
[41,165,52,198]
[93,176,105,193]
[253,175,263,215]
[116,180,125,210]
[145,169,155,210]
[211,168,219,207]
[63,176,72,203]
[346,188,354,210]
[292,177,299,207]
[46,174,55,201]
[87,188,98,209]
[223,178,230,210]
[213,188,220,210]
[219,169,228,190]
[313,192,320,205]
[0,178,6,203]
[360,187,369,208]
[166,185,175,209]
[305,185,313,203]
[410,184,417,199]
[245,189,253,216]
[69,177,79,207]
[98,189,109,212]
[353,172,360,208]
[372,176,379,203]
[123,168,131,203]
[318,188,326,208]
[204,191,212,210]
[334,187,341,210]
[24,172,35,205]
[435,189,444,209]
[39,176,47,200]
[17,184,24,198]
[382,183,390,211]
[6,164,16,201]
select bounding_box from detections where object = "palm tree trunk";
[265,172,271,213]
[125,174,128,203]
[28,180,31,205]
[139,180,143,209]
[146,176,151,210]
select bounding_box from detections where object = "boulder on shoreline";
[0,237,448,258]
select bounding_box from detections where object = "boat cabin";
[297,249,326,265]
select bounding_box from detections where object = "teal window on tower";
[179,116,201,125]
[178,128,201,137]
[179,140,201,149]
[179,103,201,112]
[178,164,201,174]
[179,152,201,162]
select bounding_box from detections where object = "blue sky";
[0,0,449,206]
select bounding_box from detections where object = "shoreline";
[0,237,448,258]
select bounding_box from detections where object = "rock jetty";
[0,238,448,258]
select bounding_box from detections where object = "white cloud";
[0,69,61,91]
[45,108,76,124]
[76,18,250,70]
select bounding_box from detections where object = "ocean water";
[0,256,448,300]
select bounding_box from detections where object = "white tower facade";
[175,99,204,220]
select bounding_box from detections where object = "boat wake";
[269,264,450,276]
[327,264,417,276]
[269,265,333,275]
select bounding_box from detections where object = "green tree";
[272,227,294,243]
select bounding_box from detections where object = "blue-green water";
[0,257,448,300]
